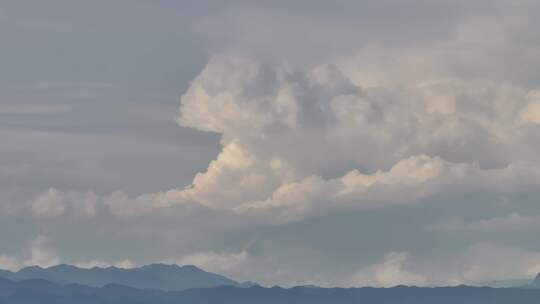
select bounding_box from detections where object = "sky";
[2,0,540,287]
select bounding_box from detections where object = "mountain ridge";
[531,273,540,288]
[3,277,540,304]
[0,263,239,291]
[3,263,540,291]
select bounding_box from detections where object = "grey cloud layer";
[2,0,540,287]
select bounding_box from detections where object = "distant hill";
[531,274,540,288]
[2,278,540,304]
[0,264,238,291]
[0,270,14,281]
[472,278,533,288]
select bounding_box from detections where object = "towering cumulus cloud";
[173,52,540,223]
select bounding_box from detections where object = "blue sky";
[2,0,540,287]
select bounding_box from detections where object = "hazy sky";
[2,0,540,287]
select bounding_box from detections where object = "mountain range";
[0,264,239,291]
[2,277,540,304]
[1,264,540,303]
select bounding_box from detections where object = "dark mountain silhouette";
[473,278,532,288]
[0,271,13,282]
[531,274,540,288]
[2,278,540,304]
[0,264,238,291]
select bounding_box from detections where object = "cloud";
[353,252,428,287]
[171,250,248,274]
[8,33,540,285]
[166,249,330,287]
[158,242,540,287]
[0,234,136,271]
[350,243,540,287]
[0,235,60,271]
[0,255,21,272]
[30,188,66,217]
[30,188,98,218]
[520,91,540,124]
[74,259,134,269]
[23,235,61,268]
[235,156,540,223]
[20,49,540,225]
[168,52,540,223]
[439,213,540,233]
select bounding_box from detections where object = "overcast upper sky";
[2,0,540,287]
